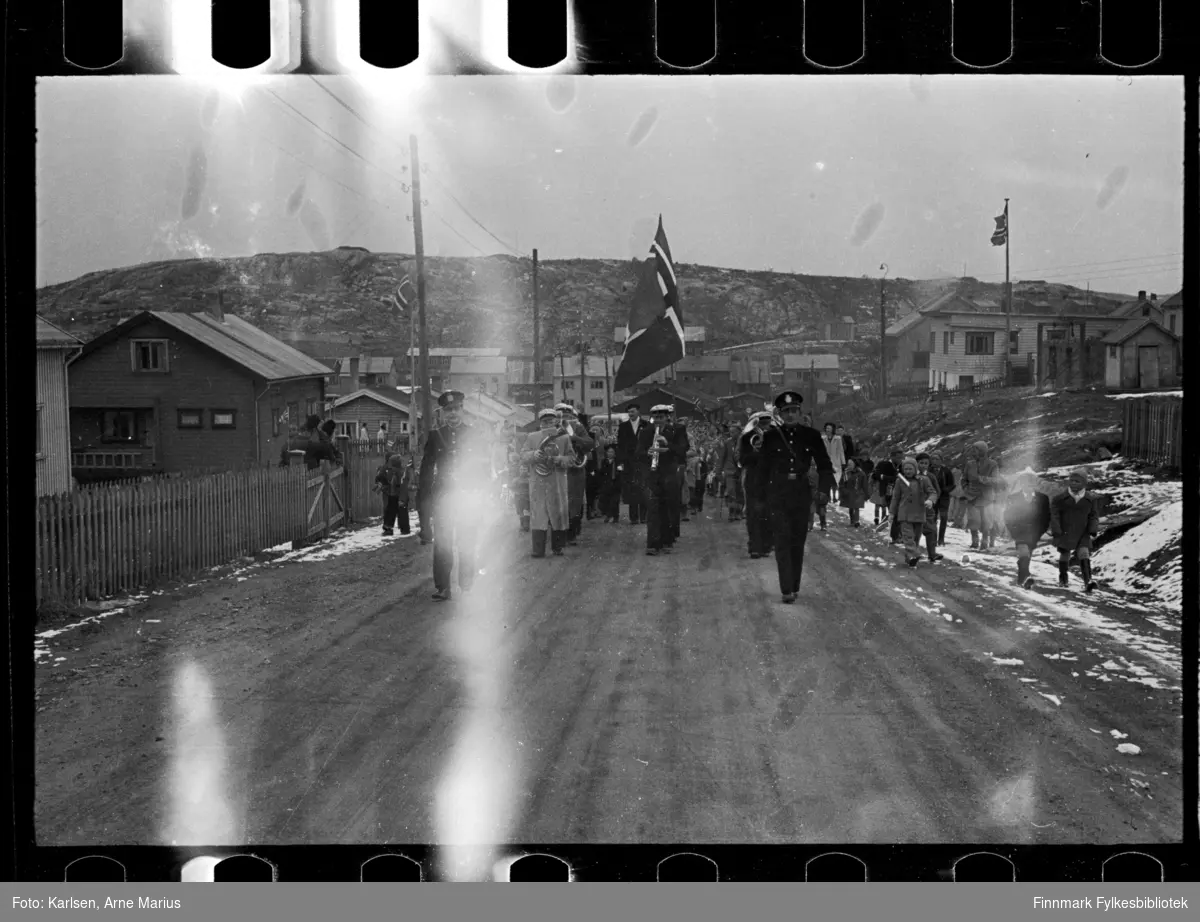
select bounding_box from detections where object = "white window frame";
[965,332,994,356]
[177,409,204,429]
[211,409,237,430]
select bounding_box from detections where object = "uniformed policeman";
[417,390,491,601]
[754,391,835,603]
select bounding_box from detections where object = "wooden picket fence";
[1122,395,1182,468]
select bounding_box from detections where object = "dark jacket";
[840,434,856,461]
[873,459,900,499]
[375,459,412,503]
[963,455,1000,503]
[754,423,835,506]
[839,468,868,510]
[598,458,622,493]
[417,422,489,505]
[636,422,684,473]
[616,418,649,469]
[1049,490,1102,551]
[1005,490,1052,546]
[926,463,956,508]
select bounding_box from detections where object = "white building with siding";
[36,317,84,496]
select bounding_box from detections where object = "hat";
[555,402,576,414]
[650,404,670,414]
[1067,468,1089,484]
[972,440,989,453]
[901,456,918,471]
[774,391,804,409]
[438,390,465,408]
[538,408,558,421]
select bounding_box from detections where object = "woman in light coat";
[821,423,846,502]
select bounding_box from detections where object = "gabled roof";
[783,354,840,371]
[332,388,415,415]
[674,355,731,372]
[1161,290,1182,308]
[450,355,509,375]
[1102,317,1179,345]
[334,355,395,375]
[1109,297,1163,319]
[37,315,83,347]
[79,311,332,380]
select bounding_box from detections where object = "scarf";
[1069,488,1085,501]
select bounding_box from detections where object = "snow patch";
[1039,694,1062,706]
[1110,730,1129,739]
[1116,743,1141,755]
[1108,390,1181,400]
[990,657,1024,666]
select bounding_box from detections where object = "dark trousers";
[663,467,682,541]
[645,470,671,549]
[922,523,938,557]
[383,496,411,534]
[433,505,476,592]
[600,485,621,519]
[690,486,705,512]
[769,493,811,595]
[745,494,770,554]
[936,503,949,544]
[586,481,600,516]
[848,506,861,525]
[418,499,433,543]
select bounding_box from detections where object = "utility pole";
[410,135,431,445]
[559,353,567,402]
[408,300,418,453]
[1004,197,1012,387]
[603,352,612,423]
[532,248,540,413]
[579,333,587,417]
[879,263,889,402]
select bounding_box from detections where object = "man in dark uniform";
[754,391,835,603]
[616,403,649,524]
[663,405,689,543]
[417,390,491,601]
[739,411,775,559]
[641,404,679,555]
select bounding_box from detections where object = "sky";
[37,74,1183,297]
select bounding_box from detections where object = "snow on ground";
[35,594,149,663]
[1108,390,1182,400]
[1091,501,1182,611]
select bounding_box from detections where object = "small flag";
[990,204,1008,247]
[390,274,417,309]
[613,216,685,391]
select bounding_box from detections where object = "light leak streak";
[434,487,526,882]
[164,660,240,849]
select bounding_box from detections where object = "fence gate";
[305,463,346,541]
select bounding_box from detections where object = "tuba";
[743,413,777,451]
[532,423,564,477]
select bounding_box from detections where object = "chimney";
[1138,290,1146,301]
[205,290,225,323]
[349,355,361,392]
[1151,293,1157,301]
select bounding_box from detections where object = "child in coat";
[889,456,939,567]
[1050,469,1102,592]
[839,458,868,527]
[1004,467,1052,588]
[373,453,412,536]
[597,445,623,523]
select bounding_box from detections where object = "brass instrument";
[532,419,569,476]
[743,413,778,452]
[650,425,667,470]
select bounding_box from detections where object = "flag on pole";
[395,274,417,308]
[990,204,1008,246]
[613,215,685,390]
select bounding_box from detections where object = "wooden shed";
[1102,317,1181,390]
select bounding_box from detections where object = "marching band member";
[664,405,689,542]
[739,411,775,559]
[556,403,595,544]
[616,403,649,524]
[753,391,835,603]
[417,390,492,601]
[642,404,680,555]
[522,409,574,557]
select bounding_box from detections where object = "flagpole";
[1005,197,1011,386]
[409,300,417,453]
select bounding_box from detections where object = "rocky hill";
[36,248,1133,357]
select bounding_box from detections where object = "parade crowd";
[288,387,1104,603]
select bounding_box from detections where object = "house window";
[271,407,281,437]
[1168,315,1176,333]
[564,380,575,390]
[929,331,936,352]
[177,409,204,429]
[1009,331,1020,354]
[102,410,138,442]
[211,410,237,429]
[306,398,317,418]
[1109,345,1118,359]
[950,332,956,346]
[942,331,949,353]
[1047,329,1066,341]
[965,333,994,355]
[288,402,299,430]
[591,380,605,389]
[130,339,169,372]
[590,398,603,408]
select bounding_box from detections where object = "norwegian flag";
[395,274,417,308]
[990,204,1008,246]
[613,215,685,390]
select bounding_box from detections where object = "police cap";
[773,391,804,410]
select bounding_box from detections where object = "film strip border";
[24,1,1187,75]
[20,845,1190,882]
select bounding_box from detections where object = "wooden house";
[327,355,400,396]
[672,355,733,397]
[1102,317,1181,390]
[36,316,84,496]
[1160,291,1183,339]
[781,354,840,402]
[884,292,979,388]
[332,388,418,441]
[68,301,331,479]
[449,355,511,402]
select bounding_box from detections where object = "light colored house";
[781,354,840,402]
[885,292,979,388]
[927,311,1125,390]
[448,355,510,401]
[1159,290,1183,339]
[404,347,503,390]
[1102,317,1181,390]
[37,316,84,496]
[332,389,417,441]
[1108,290,1166,326]
[552,355,622,416]
[822,316,857,341]
[328,355,399,395]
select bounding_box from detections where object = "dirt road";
[34,499,1181,846]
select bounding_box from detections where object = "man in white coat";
[821,422,846,503]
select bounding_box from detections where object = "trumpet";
[650,426,667,470]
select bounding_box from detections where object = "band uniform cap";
[538,408,558,420]
[438,390,465,408]
[650,404,670,414]
[773,391,804,409]
[555,402,576,413]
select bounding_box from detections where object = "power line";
[307,76,520,256]
[426,204,489,256]
[972,251,1183,280]
[1039,263,1182,288]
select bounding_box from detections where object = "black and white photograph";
[32,68,1183,878]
